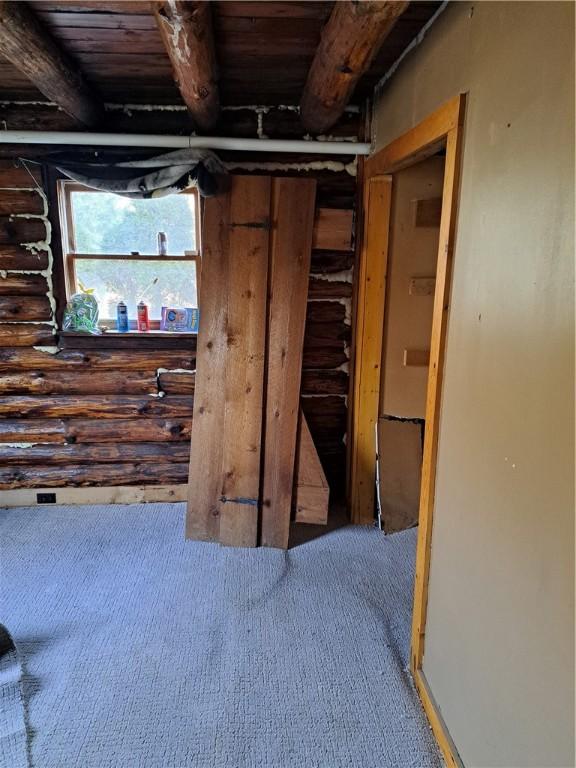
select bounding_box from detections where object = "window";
[58,181,200,330]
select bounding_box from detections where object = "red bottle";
[137,301,149,332]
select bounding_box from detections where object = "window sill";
[58,330,198,351]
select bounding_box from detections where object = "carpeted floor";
[0,504,441,768]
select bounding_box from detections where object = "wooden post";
[349,175,392,525]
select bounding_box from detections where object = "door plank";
[218,176,271,548]
[261,177,316,548]
[185,188,231,542]
[293,410,329,525]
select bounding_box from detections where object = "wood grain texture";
[300,0,408,132]
[0,189,45,215]
[0,370,157,395]
[158,371,195,395]
[313,208,354,251]
[350,175,392,525]
[0,441,190,465]
[0,0,103,125]
[0,295,52,321]
[154,0,219,131]
[219,176,270,548]
[0,273,49,296]
[293,410,329,525]
[0,245,49,271]
[412,115,465,676]
[0,394,193,418]
[186,185,231,542]
[0,347,195,371]
[0,462,188,489]
[0,417,190,443]
[261,177,316,548]
[0,323,55,346]
[0,216,47,244]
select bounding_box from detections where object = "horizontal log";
[0,273,49,296]
[0,216,47,244]
[0,295,52,321]
[0,417,191,443]
[262,107,359,140]
[305,320,350,343]
[301,369,348,395]
[311,249,355,274]
[308,277,353,299]
[0,189,44,215]
[0,323,55,346]
[158,371,195,394]
[0,245,49,271]
[59,332,198,351]
[0,462,189,489]
[305,301,346,324]
[0,0,104,126]
[302,342,347,370]
[0,160,42,188]
[0,371,158,395]
[0,441,190,465]
[0,347,196,371]
[0,394,193,419]
[301,395,347,435]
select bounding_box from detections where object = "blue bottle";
[116,301,129,332]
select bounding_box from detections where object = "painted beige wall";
[380,156,444,419]
[373,2,575,767]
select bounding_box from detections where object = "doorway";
[377,155,445,535]
[348,95,466,768]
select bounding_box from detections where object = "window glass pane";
[70,191,197,255]
[74,259,197,321]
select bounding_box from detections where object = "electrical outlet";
[37,493,56,504]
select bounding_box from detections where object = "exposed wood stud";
[153,0,220,131]
[0,0,103,126]
[300,0,409,133]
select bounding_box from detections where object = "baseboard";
[0,484,187,508]
[413,667,463,768]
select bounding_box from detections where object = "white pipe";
[0,130,371,156]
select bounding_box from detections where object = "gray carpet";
[0,504,441,768]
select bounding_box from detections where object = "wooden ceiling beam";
[0,1,103,127]
[300,0,409,133]
[153,0,220,132]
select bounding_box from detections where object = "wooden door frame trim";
[348,94,467,768]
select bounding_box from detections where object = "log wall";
[0,105,359,495]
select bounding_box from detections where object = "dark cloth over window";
[44,148,226,198]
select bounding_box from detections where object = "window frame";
[57,180,202,329]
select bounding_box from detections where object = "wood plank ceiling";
[0,1,442,118]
